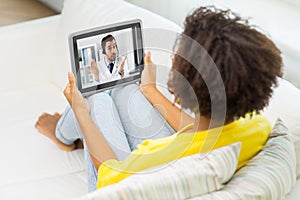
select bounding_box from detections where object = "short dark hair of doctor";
[101,34,118,54]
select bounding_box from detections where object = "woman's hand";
[140,51,157,96]
[63,72,90,115]
[64,72,117,168]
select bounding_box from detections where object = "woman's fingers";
[144,51,152,64]
[68,72,75,88]
[63,72,76,106]
[140,51,156,89]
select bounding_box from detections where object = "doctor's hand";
[119,56,127,76]
[63,72,90,115]
[87,60,100,82]
[140,51,157,96]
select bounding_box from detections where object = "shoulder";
[235,113,271,129]
[221,113,271,141]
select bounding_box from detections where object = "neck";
[193,114,226,132]
[193,114,211,132]
[106,56,114,63]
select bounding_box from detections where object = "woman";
[36,6,283,191]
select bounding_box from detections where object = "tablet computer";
[68,19,144,96]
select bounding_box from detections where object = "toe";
[35,121,40,129]
[54,112,61,117]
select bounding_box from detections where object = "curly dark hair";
[167,6,283,124]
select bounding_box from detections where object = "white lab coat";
[97,55,129,83]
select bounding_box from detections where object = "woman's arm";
[64,72,117,169]
[140,52,194,132]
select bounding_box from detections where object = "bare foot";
[35,113,76,151]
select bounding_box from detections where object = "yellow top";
[97,113,271,188]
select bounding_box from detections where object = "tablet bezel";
[68,19,144,96]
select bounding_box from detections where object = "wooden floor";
[0,0,57,27]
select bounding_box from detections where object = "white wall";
[126,0,300,88]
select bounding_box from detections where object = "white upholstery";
[0,16,59,92]
[262,78,300,178]
[0,84,87,199]
[0,0,299,199]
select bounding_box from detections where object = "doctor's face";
[105,40,117,62]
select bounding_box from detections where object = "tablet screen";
[69,20,144,96]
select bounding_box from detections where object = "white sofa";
[0,0,299,199]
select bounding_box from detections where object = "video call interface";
[75,26,142,90]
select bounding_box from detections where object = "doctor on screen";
[87,34,129,83]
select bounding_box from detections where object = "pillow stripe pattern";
[193,118,296,200]
[78,143,241,200]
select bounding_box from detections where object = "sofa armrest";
[0,15,60,92]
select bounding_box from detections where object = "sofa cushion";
[263,78,300,178]
[193,119,296,199]
[53,0,182,89]
[77,142,241,200]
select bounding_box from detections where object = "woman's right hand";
[63,72,90,115]
[140,51,157,96]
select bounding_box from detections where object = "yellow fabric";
[97,114,271,188]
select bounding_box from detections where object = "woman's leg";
[111,84,174,150]
[87,92,131,160]
[55,92,131,192]
[55,106,81,145]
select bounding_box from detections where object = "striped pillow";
[78,142,241,200]
[193,118,297,200]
